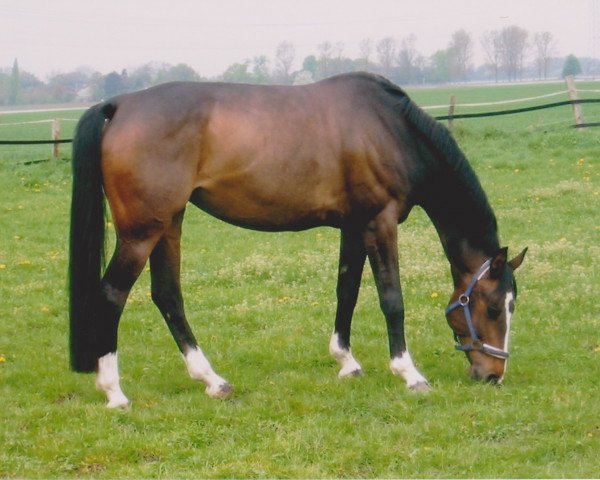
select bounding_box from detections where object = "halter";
[445,259,509,359]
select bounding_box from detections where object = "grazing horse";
[69,73,527,408]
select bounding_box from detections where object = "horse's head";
[446,247,527,384]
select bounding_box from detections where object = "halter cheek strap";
[445,259,509,360]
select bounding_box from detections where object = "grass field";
[1,81,599,478]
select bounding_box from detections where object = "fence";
[0,116,78,160]
[422,75,600,130]
[1,76,599,161]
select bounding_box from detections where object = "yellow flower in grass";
[0,354,6,363]
[430,292,439,299]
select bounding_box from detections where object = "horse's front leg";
[330,227,366,378]
[364,206,430,391]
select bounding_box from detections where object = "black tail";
[69,103,114,372]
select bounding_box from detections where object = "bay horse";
[69,72,527,408]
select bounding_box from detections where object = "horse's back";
[100,74,411,233]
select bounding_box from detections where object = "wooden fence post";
[565,75,586,129]
[448,95,456,131]
[52,118,60,159]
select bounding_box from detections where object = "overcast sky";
[0,0,596,80]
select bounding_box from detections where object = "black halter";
[445,259,509,360]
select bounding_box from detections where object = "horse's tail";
[69,102,115,372]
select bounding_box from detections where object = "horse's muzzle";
[470,364,504,385]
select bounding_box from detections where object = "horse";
[69,72,527,408]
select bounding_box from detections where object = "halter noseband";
[445,259,509,360]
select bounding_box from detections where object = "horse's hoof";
[106,398,131,410]
[409,381,431,393]
[206,382,233,399]
[339,367,363,379]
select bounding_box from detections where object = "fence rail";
[434,98,600,121]
[421,89,571,110]
[0,139,72,145]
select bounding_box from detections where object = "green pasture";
[0,81,599,478]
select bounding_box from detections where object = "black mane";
[379,78,500,260]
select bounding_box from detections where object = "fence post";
[448,95,456,131]
[51,118,61,159]
[565,75,586,129]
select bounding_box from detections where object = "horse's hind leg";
[330,227,366,378]
[149,210,232,398]
[95,236,159,408]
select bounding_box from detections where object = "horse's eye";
[487,306,501,319]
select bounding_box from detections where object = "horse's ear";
[490,247,508,279]
[508,247,528,271]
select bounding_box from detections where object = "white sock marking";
[95,352,130,409]
[390,351,429,388]
[183,346,230,398]
[329,333,362,378]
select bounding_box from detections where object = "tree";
[252,56,270,84]
[302,55,318,75]
[316,41,333,79]
[221,61,254,83]
[397,34,420,84]
[428,49,452,83]
[481,30,502,82]
[533,32,555,80]
[47,70,92,102]
[562,54,582,78]
[274,41,295,84]
[448,29,473,81]
[358,38,374,71]
[9,58,20,104]
[328,42,352,77]
[499,25,528,81]
[164,63,201,82]
[104,71,127,98]
[377,37,397,78]
[153,63,201,85]
[128,63,156,90]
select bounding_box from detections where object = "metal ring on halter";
[458,294,470,306]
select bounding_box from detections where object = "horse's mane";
[385,83,483,195]
[377,76,499,253]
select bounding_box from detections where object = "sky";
[0,0,597,80]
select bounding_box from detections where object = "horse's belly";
[189,176,347,231]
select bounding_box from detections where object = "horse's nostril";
[486,374,501,384]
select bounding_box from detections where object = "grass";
[0,82,599,477]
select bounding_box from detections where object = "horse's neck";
[416,159,500,275]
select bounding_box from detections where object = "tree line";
[0,25,593,106]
